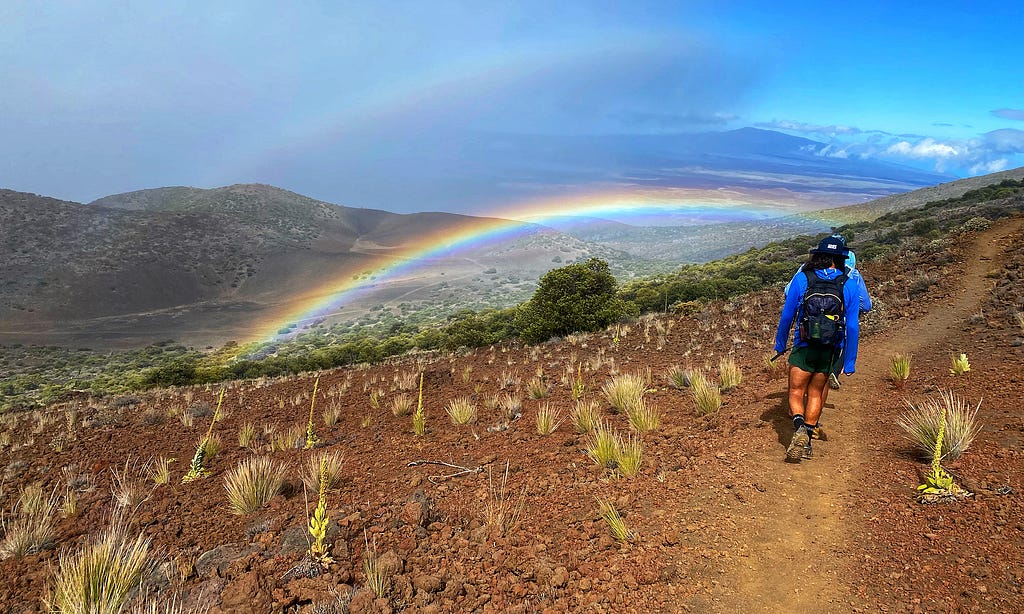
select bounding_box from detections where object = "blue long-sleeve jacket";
[774,267,860,373]
[850,268,872,312]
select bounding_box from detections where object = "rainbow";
[248,185,830,344]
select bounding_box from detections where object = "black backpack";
[798,269,847,346]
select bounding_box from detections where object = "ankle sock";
[805,423,817,434]
[792,415,805,431]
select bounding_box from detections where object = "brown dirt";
[1,219,1023,613]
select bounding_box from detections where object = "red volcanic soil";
[1,219,1022,613]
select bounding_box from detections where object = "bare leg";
[788,366,812,418]
[804,372,829,425]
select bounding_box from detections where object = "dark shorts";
[789,345,843,374]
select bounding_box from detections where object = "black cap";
[809,235,849,258]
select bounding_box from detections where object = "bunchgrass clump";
[585,422,619,469]
[625,399,661,433]
[484,461,526,537]
[535,403,562,435]
[601,373,646,414]
[300,449,345,493]
[666,365,691,389]
[527,377,549,399]
[890,353,912,388]
[390,393,414,417]
[616,433,643,477]
[570,399,601,434]
[950,353,971,376]
[238,422,257,449]
[45,524,150,613]
[897,390,981,462]
[223,456,286,515]
[110,458,153,510]
[690,371,721,416]
[149,457,175,485]
[322,402,342,427]
[445,397,478,425]
[718,357,742,393]
[497,393,522,420]
[269,423,306,452]
[0,485,56,558]
[596,497,631,542]
[570,363,586,400]
[363,534,390,598]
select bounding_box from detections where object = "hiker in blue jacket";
[774,235,860,462]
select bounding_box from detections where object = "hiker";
[773,235,860,461]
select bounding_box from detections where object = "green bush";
[515,258,637,343]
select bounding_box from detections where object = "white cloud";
[755,120,862,136]
[969,159,1008,175]
[885,138,960,159]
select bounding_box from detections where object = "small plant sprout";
[570,398,601,434]
[690,371,722,416]
[181,388,225,483]
[535,403,562,435]
[412,373,426,436]
[445,396,478,425]
[305,376,321,449]
[363,533,390,598]
[890,353,912,388]
[307,458,333,568]
[718,356,742,393]
[369,390,382,410]
[223,456,286,515]
[950,353,971,376]
[571,363,586,400]
[596,497,632,543]
[484,461,526,537]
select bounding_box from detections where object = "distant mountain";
[0,184,630,347]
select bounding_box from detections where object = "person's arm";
[856,272,872,312]
[774,274,804,353]
[842,281,860,374]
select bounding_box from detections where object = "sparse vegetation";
[570,398,601,433]
[601,373,646,414]
[666,365,691,389]
[527,377,549,399]
[718,356,742,392]
[44,523,150,613]
[363,534,390,598]
[412,373,426,436]
[616,433,643,477]
[181,389,225,483]
[445,396,478,425]
[596,497,631,543]
[897,390,981,462]
[586,422,619,469]
[238,422,257,449]
[1,485,56,558]
[690,371,722,416]
[390,393,414,417]
[484,461,525,537]
[223,456,286,515]
[300,449,346,493]
[890,353,912,387]
[625,399,661,433]
[535,403,562,435]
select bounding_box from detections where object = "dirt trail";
[703,218,1024,613]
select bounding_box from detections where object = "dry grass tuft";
[1,485,56,558]
[570,399,601,434]
[625,399,661,433]
[238,422,257,449]
[535,403,562,435]
[110,458,154,510]
[596,497,632,542]
[149,457,175,485]
[497,393,522,420]
[601,373,646,414]
[666,365,691,389]
[890,353,912,387]
[616,433,643,477]
[718,356,743,392]
[445,397,478,425]
[483,461,526,537]
[690,371,721,416]
[390,393,414,417]
[300,449,346,493]
[269,423,306,451]
[527,377,549,399]
[223,457,286,515]
[44,523,150,613]
[363,534,391,598]
[897,390,981,462]
[322,402,342,427]
[585,422,619,469]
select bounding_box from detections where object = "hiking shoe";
[828,373,841,390]
[811,425,827,441]
[802,439,813,459]
[786,427,811,462]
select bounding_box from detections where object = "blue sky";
[2,0,1022,210]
